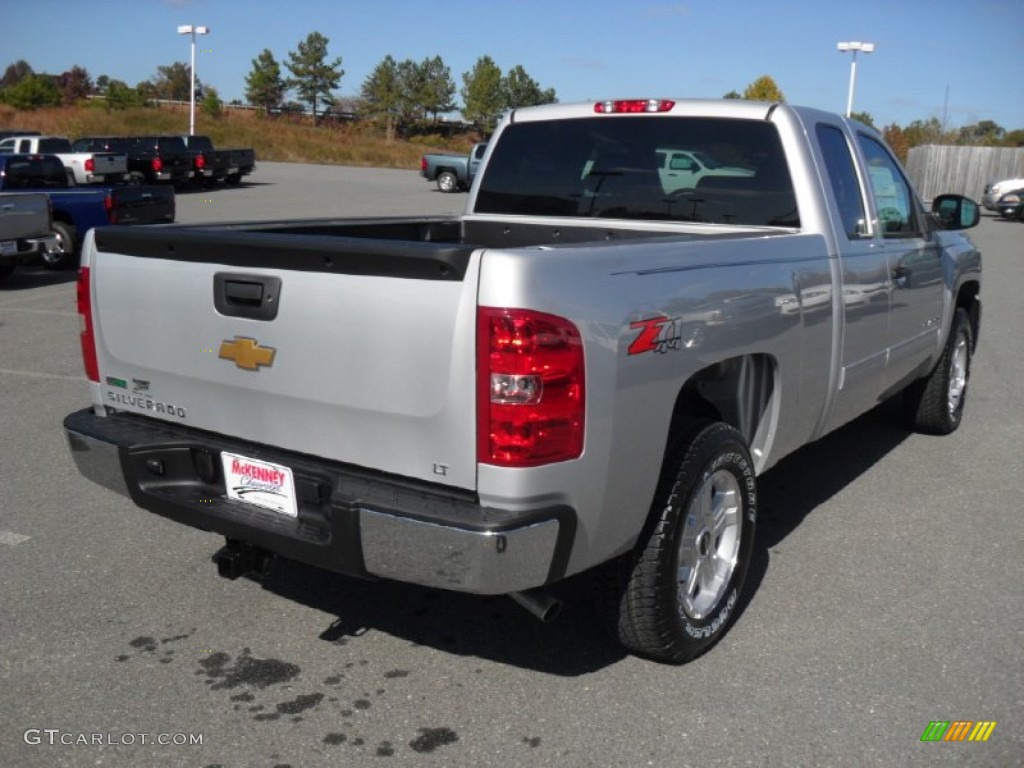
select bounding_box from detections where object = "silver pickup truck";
[0,192,53,281]
[64,99,981,663]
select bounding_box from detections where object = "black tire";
[226,173,242,185]
[436,171,458,193]
[604,421,757,663]
[40,221,78,270]
[903,307,973,434]
[127,172,146,185]
[0,260,15,282]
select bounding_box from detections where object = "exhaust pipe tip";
[509,588,563,623]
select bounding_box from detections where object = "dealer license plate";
[221,451,298,518]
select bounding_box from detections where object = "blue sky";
[4,0,1023,131]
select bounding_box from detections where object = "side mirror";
[931,194,980,230]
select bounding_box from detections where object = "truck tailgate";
[91,152,128,176]
[87,225,480,490]
[108,185,175,224]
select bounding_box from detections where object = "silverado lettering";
[64,98,981,664]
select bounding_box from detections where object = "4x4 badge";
[218,337,276,371]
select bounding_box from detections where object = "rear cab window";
[475,117,799,227]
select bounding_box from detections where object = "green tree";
[903,117,944,147]
[104,79,146,110]
[419,55,456,120]
[201,86,222,118]
[285,31,344,123]
[461,56,504,132]
[502,65,556,109]
[722,90,742,99]
[1004,129,1024,147]
[956,120,1005,146]
[742,75,785,102]
[396,58,426,123]
[850,111,875,129]
[244,49,286,115]
[361,54,402,141]
[57,66,92,105]
[3,74,61,109]
[151,62,196,101]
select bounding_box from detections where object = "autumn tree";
[285,32,344,123]
[2,60,33,89]
[461,56,505,132]
[883,123,910,164]
[57,66,92,105]
[742,75,785,102]
[245,49,286,115]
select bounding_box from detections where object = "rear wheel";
[605,421,757,663]
[903,307,972,434]
[40,221,77,270]
[436,171,458,193]
[0,260,15,282]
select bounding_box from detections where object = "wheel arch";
[667,353,779,472]
[955,280,980,352]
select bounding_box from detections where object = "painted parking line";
[0,531,31,546]
[0,368,84,381]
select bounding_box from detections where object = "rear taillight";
[77,267,99,382]
[103,192,115,222]
[85,158,94,172]
[151,157,163,173]
[194,155,206,170]
[420,157,427,171]
[477,307,585,467]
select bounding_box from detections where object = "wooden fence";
[905,144,1024,201]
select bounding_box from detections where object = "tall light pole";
[837,41,874,118]
[177,24,209,135]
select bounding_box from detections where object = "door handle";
[214,273,282,320]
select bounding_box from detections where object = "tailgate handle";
[214,273,281,321]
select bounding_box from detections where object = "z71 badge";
[628,316,685,355]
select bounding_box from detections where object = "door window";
[857,134,921,237]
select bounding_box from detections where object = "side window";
[857,134,920,237]
[815,124,867,239]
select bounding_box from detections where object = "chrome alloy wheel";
[947,333,969,418]
[676,469,742,620]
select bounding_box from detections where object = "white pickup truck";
[0,135,127,185]
[64,98,981,663]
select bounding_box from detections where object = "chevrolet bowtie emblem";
[218,337,276,371]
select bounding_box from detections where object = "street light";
[177,24,209,135]
[837,41,874,118]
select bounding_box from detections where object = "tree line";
[0,32,556,136]
[3,48,1021,155]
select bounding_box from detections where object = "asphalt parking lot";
[1,165,1020,767]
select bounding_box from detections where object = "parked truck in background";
[0,154,175,269]
[63,98,981,663]
[180,135,256,186]
[0,135,128,185]
[72,136,195,187]
[420,142,488,192]
[0,192,52,282]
